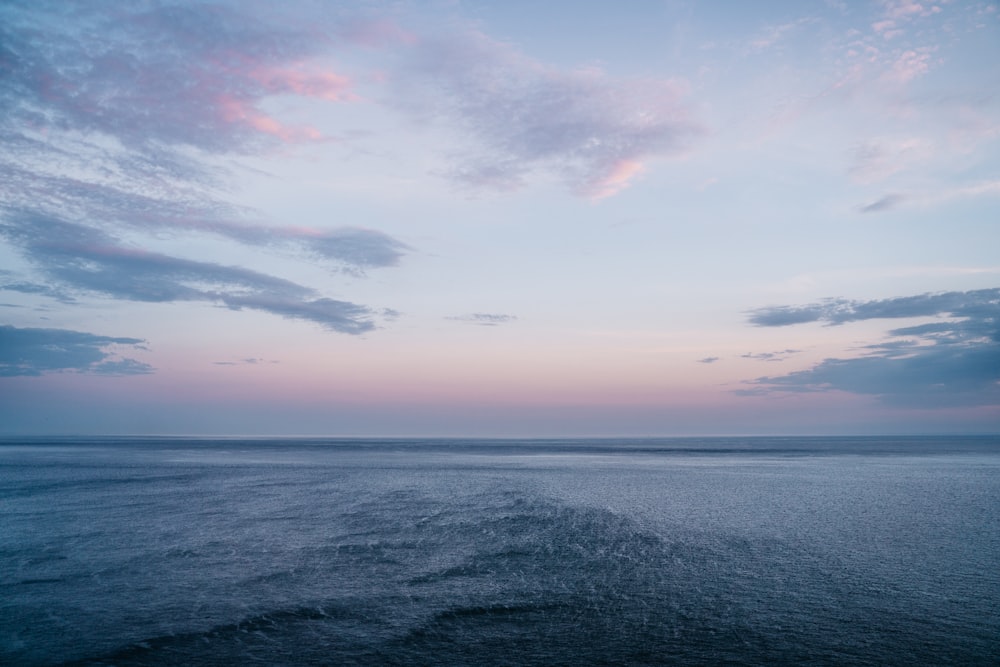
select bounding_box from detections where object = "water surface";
[2,436,998,665]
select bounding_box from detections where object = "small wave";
[432,602,566,621]
[17,577,64,585]
[66,603,367,666]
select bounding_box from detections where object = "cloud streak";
[748,288,999,327]
[447,313,518,326]
[1,212,379,334]
[741,350,801,362]
[0,325,153,377]
[0,161,409,273]
[213,357,276,366]
[743,289,1000,408]
[859,194,905,213]
[859,180,1000,214]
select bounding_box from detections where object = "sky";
[1,0,998,437]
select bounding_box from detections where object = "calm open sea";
[1,436,998,665]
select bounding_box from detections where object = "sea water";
[1,436,998,665]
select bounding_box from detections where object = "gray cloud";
[222,295,373,334]
[748,288,1000,327]
[395,29,703,198]
[741,343,1000,408]
[1,212,377,334]
[0,162,409,272]
[301,228,409,272]
[746,304,829,327]
[0,325,153,377]
[742,288,1000,407]
[740,349,801,361]
[696,356,720,364]
[213,357,276,366]
[0,281,77,304]
[859,193,905,213]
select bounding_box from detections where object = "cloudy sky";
[1,0,998,436]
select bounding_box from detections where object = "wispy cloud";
[447,313,518,326]
[742,288,1000,407]
[0,2,348,153]
[747,18,815,53]
[0,280,77,304]
[0,325,153,377]
[857,179,1000,214]
[696,356,720,364]
[213,357,277,366]
[0,161,409,273]
[822,0,985,126]
[883,47,934,84]
[0,1,408,330]
[849,138,932,184]
[859,193,906,213]
[873,0,943,39]
[741,349,801,362]
[393,29,703,198]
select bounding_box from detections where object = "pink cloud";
[871,19,903,38]
[884,49,933,84]
[586,160,646,200]
[198,57,358,143]
[872,1,944,39]
[881,0,932,20]
[216,95,323,143]
[250,65,358,102]
[5,3,365,152]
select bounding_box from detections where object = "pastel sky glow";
[1,0,998,436]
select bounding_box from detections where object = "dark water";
[1,436,998,665]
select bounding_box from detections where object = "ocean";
[1,436,998,665]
